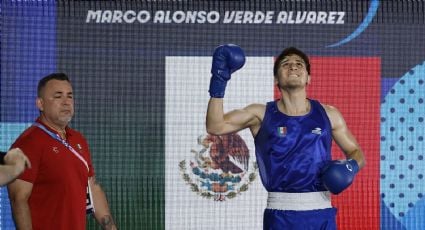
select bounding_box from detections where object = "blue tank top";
[254,99,332,192]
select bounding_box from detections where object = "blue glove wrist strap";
[208,76,227,98]
[347,158,360,174]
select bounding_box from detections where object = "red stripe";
[274,56,381,229]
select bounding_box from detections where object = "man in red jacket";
[8,73,117,230]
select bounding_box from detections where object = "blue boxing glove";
[321,159,359,195]
[209,44,246,98]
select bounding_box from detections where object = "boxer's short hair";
[273,47,311,76]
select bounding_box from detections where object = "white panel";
[165,56,273,230]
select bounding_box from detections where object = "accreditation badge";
[86,180,95,214]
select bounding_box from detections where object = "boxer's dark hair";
[273,47,311,76]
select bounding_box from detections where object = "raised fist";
[209,44,245,98]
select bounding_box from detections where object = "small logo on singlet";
[277,126,287,137]
[52,147,59,153]
[312,127,322,135]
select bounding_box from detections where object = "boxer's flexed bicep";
[206,101,263,136]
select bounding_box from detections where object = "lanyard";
[33,122,89,172]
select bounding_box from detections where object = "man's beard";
[58,115,73,124]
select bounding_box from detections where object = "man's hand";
[4,148,31,177]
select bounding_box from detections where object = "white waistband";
[267,191,332,211]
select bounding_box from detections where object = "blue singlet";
[254,99,337,230]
